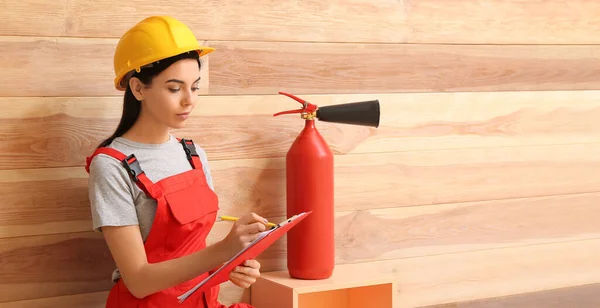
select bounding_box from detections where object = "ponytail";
[97,87,141,148]
[96,51,202,149]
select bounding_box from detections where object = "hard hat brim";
[114,46,215,91]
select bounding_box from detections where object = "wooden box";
[250,265,395,308]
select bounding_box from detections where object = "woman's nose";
[181,90,193,106]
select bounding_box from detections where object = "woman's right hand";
[219,213,269,258]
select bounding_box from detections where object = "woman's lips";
[176,112,190,119]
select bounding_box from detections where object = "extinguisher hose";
[316,100,380,128]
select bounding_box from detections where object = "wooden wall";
[2,1,600,307]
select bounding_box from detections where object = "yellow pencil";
[218,215,278,228]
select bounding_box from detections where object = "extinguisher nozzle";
[316,100,380,128]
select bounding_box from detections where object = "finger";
[244,259,261,269]
[231,266,260,281]
[240,228,260,237]
[240,222,266,233]
[237,223,262,235]
[230,271,256,286]
[237,212,268,225]
[229,275,250,288]
[237,266,261,279]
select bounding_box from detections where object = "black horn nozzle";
[316,100,380,128]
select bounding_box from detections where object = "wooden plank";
[0,209,600,307]
[3,37,600,97]
[0,167,91,238]
[0,279,249,307]
[207,41,600,95]
[2,0,599,44]
[0,231,251,304]
[2,223,598,306]
[334,192,600,264]
[3,143,600,239]
[297,239,600,308]
[0,36,209,97]
[402,0,600,44]
[3,91,600,170]
[0,292,108,308]
[0,232,115,303]
[0,0,69,38]
[0,36,119,97]
[421,283,600,308]
[2,176,600,277]
[215,192,600,269]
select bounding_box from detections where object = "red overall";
[85,138,254,308]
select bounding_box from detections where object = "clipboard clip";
[277,213,304,228]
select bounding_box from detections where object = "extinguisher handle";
[273,91,318,117]
[273,108,305,116]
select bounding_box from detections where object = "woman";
[85,16,265,307]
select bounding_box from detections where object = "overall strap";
[85,147,160,199]
[179,138,202,170]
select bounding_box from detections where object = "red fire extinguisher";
[274,92,380,280]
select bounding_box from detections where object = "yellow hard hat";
[113,16,215,91]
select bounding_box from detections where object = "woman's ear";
[129,77,145,101]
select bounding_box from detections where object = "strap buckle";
[122,154,144,181]
[180,138,198,160]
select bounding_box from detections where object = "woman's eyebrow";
[165,76,202,84]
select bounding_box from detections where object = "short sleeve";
[87,154,139,232]
[195,145,215,191]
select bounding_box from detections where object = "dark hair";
[97,51,202,149]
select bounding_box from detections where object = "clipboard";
[177,211,311,303]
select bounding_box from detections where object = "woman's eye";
[169,88,180,93]
[192,87,200,92]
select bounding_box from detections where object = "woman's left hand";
[229,259,261,288]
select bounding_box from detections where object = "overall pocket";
[164,181,219,225]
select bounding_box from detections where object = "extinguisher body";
[274,91,379,280]
[285,119,335,280]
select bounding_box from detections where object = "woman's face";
[134,58,202,130]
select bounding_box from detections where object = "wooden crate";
[250,264,395,308]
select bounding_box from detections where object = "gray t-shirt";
[87,134,214,281]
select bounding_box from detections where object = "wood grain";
[0,36,119,97]
[4,143,600,239]
[2,180,600,284]
[246,238,600,308]
[3,91,600,170]
[0,292,108,308]
[2,0,599,44]
[0,231,252,304]
[0,167,91,238]
[2,167,598,302]
[3,36,600,97]
[0,277,249,307]
[2,222,598,305]
[0,232,115,303]
[4,0,597,307]
[208,41,600,95]
[217,192,600,270]
[322,239,600,308]
[402,0,600,44]
[0,36,209,97]
[422,283,600,308]
[334,192,600,264]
